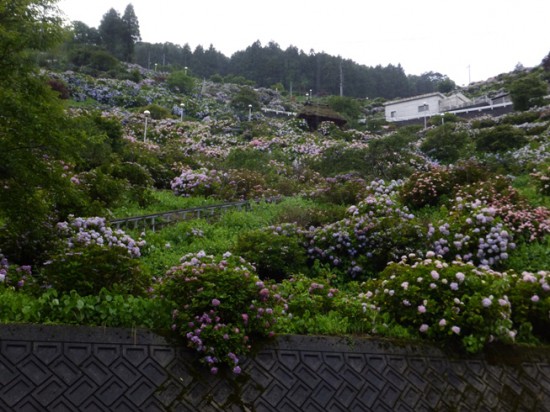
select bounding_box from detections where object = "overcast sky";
[57,0,549,87]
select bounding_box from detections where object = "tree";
[98,8,124,59]
[71,21,101,45]
[0,0,82,264]
[508,73,548,111]
[121,3,140,61]
[98,4,140,62]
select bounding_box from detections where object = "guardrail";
[110,197,283,232]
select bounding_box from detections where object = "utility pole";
[339,59,344,97]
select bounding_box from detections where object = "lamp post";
[143,110,150,142]
[248,104,252,121]
[184,66,188,75]
[180,103,185,122]
[306,93,309,103]
[309,89,312,102]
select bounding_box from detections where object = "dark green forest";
[63,4,456,100]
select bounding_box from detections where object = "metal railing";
[110,200,251,232]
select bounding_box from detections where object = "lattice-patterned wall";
[1,325,550,411]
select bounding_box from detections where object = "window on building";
[418,103,429,113]
[391,111,396,118]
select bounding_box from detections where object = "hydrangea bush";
[363,258,516,353]
[0,254,33,290]
[306,180,424,280]
[155,251,284,374]
[426,197,515,268]
[41,216,147,295]
[171,167,224,198]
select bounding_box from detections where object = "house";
[384,91,513,124]
[384,92,471,123]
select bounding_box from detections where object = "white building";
[384,92,513,123]
[384,92,472,123]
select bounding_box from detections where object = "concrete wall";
[1,324,550,411]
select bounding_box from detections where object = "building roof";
[384,92,446,106]
[297,103,347,130]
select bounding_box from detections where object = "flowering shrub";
[530,164,550,196]
[306,174,368,205]
[0,254,33,290]
[41,216,146,295]
[505,270,550,343]
[426,197,515,268]
[171,167,223,198]
[234,223,308,281]
[455,178,550,242]
[156,251,283,374]
[307,180,424,280]
[363,258,515,353]
[399,162,489,210]
[55,216,145,258]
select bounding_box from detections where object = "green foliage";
[501,110,541,125]
[233,223,308,281]
[98,5,140,62]
[41,244,147,296]
[530,164,550,197]
[326,96,363,126]
[274,273,378,335]
[420,123,472,164]
[309,145,371,177]
[508,72,548,111]
[155,251,283,374]
[363,128,418,180]
[68,45,121,73]
[144,103,171,120]
[0,287,172,329]
[475,124,528,153]
[364,260,515,353]
[505,236,550,273]
[0,0,83,265]
[230,86,260,112]
[166,70,195,94]
[399,161,489,210]
[505,271,550,343]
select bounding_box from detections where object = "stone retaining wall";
[1,324,549,411]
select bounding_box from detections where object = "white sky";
[56,0,550,87]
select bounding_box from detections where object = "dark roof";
[297,103,347,130]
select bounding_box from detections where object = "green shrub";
[0,287,172,329]
[363,260,515,353]
[166,70,195,94]
[233,223,308,281]
[475,124,527,153]
[505,270,550,343]
[155,251,283,374]
[40,216,147,296]
[41,245,146,296]
[501,111,541,125]
[144,104,170,120]
[308,180,424,281]
[420,124,472,164]
[399,161,489,210]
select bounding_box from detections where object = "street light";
[309,89,312,102]
[143,110,150,142]
[248,104,252,121]
[184,66,188,75]
[306,93,309,103]
[180,103,185,122]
